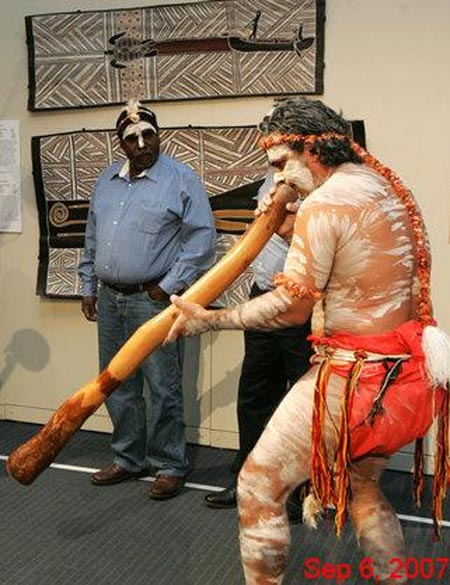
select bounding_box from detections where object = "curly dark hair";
[259,98,362,167]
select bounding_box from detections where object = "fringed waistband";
[312,345,411,364]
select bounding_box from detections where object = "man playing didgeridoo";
[165,98,450,584]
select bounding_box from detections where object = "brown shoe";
[148,474,185,500]
[91,463,146,486]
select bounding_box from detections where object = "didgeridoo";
[7,182,297,485]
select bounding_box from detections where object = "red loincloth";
[310,319,446,459]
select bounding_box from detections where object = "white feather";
[126,98,141,122]
[302,493,323,529]
[422,325,450,389]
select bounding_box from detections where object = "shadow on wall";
[0,329,50,390]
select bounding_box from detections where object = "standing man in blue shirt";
[78,100,216,499]
[204,169,312,519]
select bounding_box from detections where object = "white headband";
[122,121,157,148]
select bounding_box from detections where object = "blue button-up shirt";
[78,154,216,296]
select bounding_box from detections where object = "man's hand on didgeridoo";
[254,184,301,243]
[255,183,302,217]
[165,295,213,343]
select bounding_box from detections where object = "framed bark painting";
[33,125,266,305]
[26,0,325,111]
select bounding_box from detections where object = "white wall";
[1,0,449,470]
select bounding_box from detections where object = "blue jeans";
[97,284,188,477]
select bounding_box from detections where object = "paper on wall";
[0,120,21,233]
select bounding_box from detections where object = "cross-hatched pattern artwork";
[26,0,325,110]
[33,125,268,304]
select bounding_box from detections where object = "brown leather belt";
[102,280,158,295]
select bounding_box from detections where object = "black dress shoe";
[205,487,237,509]
[91,463,147,486]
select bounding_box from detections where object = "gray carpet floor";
[1,421,449,584]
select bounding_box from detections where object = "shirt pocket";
[138,206,174,235]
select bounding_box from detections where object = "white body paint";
[122,120,157,148]
[284,163,416,334]
[268,145,316,193]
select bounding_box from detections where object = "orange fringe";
[273,273,323,300]
[310,357,333,507]
[333,355,364,536]
[310,353,364,537]
[259,133,306,150]
[432,391,450,539]
[413,438,425,508]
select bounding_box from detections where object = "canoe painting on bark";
[26,0,325,109]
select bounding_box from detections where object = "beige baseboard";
[185,426,211,445]
[210,429,239,450]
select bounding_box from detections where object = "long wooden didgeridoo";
[7,182,297,485]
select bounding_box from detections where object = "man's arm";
[166,287,316,342]
[77,189,99,321]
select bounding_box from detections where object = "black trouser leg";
[236,327,287,470]
[235,284,313,475]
